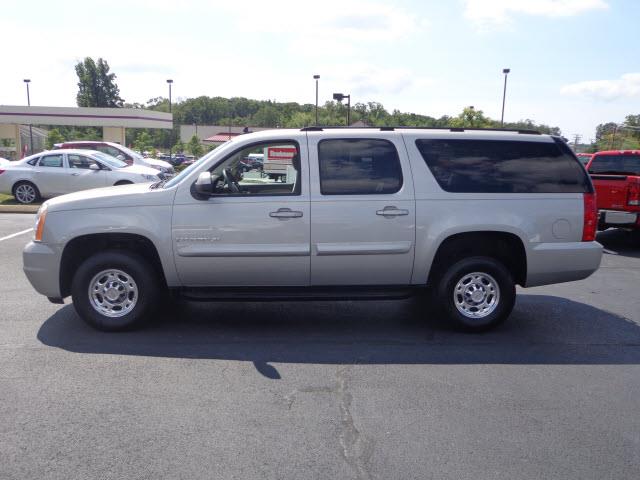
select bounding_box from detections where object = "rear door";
[307,132,416,286]
[34,153,67,196]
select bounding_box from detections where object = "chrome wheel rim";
[453,272,500,319]
[88,269,138,318]
[15,184,36,204]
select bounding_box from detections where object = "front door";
[172,139,310,286]
[67,154,108,192]
[307,133,416,285]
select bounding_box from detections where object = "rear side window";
[318,139,403,195]
[27,157,40,166]
[38,154,64,168]
[415,139,591,193]
[589,154,640,175]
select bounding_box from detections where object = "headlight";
[34,203,48,242]
[141,174,157,181]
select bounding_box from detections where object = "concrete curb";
[0,204,39,214]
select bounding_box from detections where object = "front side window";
[68,154,101,170]
[318,139,403,195]
[415,139,591,193]
[208,141,301,196]
[38,154,63,168]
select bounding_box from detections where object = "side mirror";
[116,154,126,161]
[89,163,100,171]
[193,171,215,198]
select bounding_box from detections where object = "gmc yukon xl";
[23,127,602,332]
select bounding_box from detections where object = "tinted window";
[589,154,640,175]
[318,139,402,195]
[38,154,63,168]
[415,139,590,193]
[27,157,40,166]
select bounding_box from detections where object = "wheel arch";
[426,230,528,287]
[59,232,167,298]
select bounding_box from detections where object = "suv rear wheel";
[434,256,515,332]
[71,251,160,331]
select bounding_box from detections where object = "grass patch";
[0,193,41,206]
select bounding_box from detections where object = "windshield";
[163,142,235,188]
[93,151,128,169]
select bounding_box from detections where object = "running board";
[178,285,421,302]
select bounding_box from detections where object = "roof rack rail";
[300,126,541,134]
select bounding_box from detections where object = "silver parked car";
[23,127,602,331]
[0,149,162,204]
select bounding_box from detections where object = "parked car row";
[0,149,162,204]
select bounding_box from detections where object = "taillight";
[582,192,597,242]
[628,182,640,206]
[0,169,5,175]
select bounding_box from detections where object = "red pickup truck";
[586,150,640,230]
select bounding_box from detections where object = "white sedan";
[0,149,162,204]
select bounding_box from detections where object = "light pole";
[24,79,34,154]
[500,68,510,128]
[167,79,173,160]
[332,92,351,126]
[313,74,320,125]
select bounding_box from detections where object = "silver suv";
[23,127,602,332]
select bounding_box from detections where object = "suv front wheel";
[71,251,160,331]
[435,256,515,332]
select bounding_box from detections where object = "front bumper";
[525,241,603,287]
[23,241,63,298]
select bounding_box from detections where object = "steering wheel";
[222,168,241,193]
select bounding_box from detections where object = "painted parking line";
[0,228,33,242]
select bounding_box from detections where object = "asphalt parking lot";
[1,213,639,480]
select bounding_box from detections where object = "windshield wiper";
[150,180,167,189]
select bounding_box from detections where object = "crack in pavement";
[336,365,374,480]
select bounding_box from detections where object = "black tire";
[114,180,133,186]
[71,251,160,331]
[434,256,515,332]
[13,181,41,204]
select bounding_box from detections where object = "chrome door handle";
[270,208,303,219]
[71,173,80,176]
[376,206,409,217]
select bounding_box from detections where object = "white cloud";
[560,73,640,101]
[464,0,609,28]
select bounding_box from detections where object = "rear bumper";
[525,241,602,287]
[598,209,640,229]
[23,241,62,298]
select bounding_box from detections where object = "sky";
[1,0,639,141]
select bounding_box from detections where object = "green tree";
[75,57,124,107]
[187,135,203,157]
[133,131,152,153]
[450,107,492,128]
[174,140,185,154]
[45,128,65,149]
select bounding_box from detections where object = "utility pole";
[572,134,582,151]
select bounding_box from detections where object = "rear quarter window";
[415,139,591,193]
